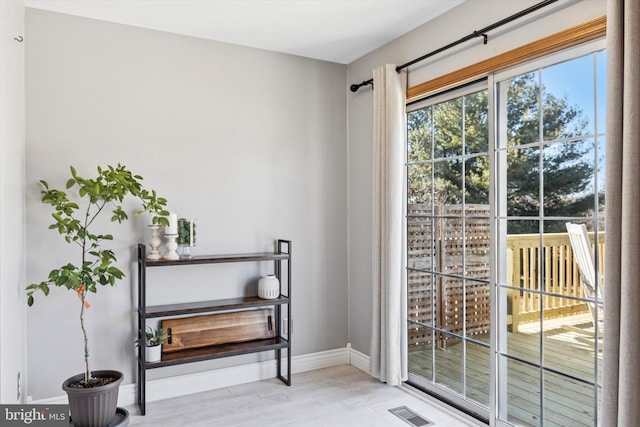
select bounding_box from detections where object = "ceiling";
[24,0,465,64]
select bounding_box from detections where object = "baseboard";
[346,343,370,374]
[124,359,277,405]
[291,347,349,374]
[31,346,354,407]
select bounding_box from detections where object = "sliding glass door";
[494,46,606,427]
[407,83,491,415]
[406,41,606,426]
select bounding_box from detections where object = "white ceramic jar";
[258,275,280,299]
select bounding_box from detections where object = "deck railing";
[507,231,605,332]
[407,203,605,343]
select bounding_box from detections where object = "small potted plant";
[26,164,169,427]
[137,326,167,363]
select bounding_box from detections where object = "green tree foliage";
[26,164,169,385]
[408,73,595,234]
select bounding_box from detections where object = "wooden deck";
[409,314,602,426]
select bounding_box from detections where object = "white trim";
[30,346,353,407]
[291,347,348,374]
[346,343,370,374]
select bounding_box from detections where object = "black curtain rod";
[350,0,558,93]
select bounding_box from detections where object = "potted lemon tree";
[26,164,169,427]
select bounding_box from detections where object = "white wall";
[346,0,607,355]
[25,8,348,399]
[0,0,27,404]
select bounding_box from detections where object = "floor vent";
[389,406,434,426]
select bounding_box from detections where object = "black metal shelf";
[136,240,292,416]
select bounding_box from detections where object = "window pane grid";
[409,46,605,426]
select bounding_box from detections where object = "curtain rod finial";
[351,80,374,93]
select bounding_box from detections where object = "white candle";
[165,213,178,235]
[189,220,194,246]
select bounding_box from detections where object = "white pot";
[146,345,162,363]
[258,275,280,299]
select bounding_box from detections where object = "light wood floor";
[409,314,602,427]
[126,365,478,427]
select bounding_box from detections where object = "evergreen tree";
[408,73,595,234]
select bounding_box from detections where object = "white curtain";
[370,64,408,386]
[602,0,640,424]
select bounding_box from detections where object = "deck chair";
[565,223,604,336]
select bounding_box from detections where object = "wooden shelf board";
[143,296,289,317]
[145,337,289,369]
[144,252,289,267]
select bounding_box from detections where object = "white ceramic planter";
[146,345,162,363]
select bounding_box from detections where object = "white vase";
[258,275,280,299]
[146,345,162,363]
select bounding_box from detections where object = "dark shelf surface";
[145,337,290,369]
[144,252,289,267]
[143,296,290,317]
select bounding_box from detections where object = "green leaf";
[108,266,125,279]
